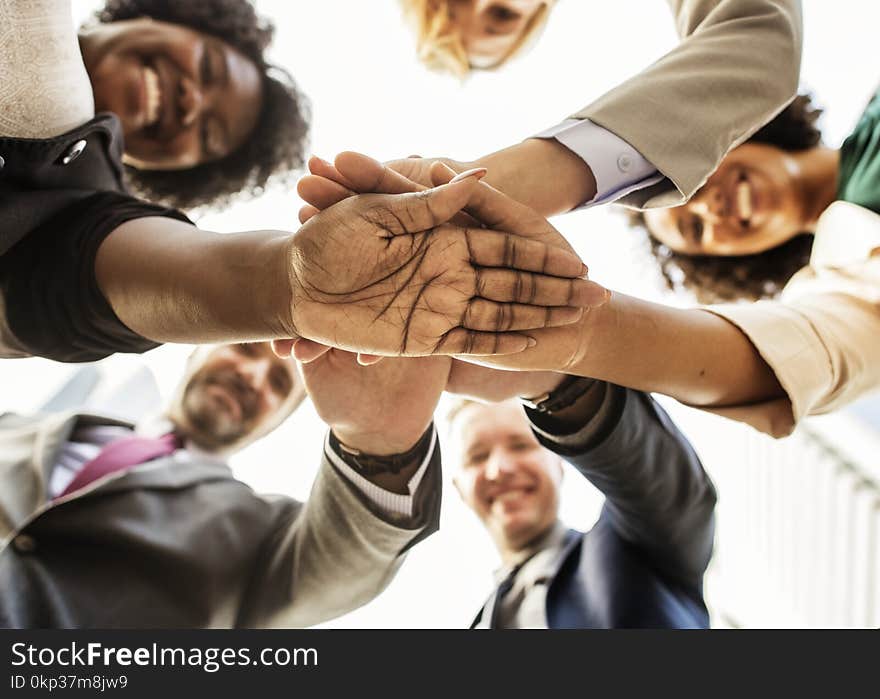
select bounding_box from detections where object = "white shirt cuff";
[534,119,664,208]
[324,427,436,519]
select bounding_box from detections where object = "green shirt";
[838,89,880,215]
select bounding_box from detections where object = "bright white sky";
[3,0,879,627]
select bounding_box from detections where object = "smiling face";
[644,143,808,256]
[81,17,263,171]
[447,0,549,68]
[452,401,562,554]
[177,343,304,453]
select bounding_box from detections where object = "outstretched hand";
[282,152,608,374]
[283,171,605,361]
[300,346,450,456]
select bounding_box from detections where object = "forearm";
[95,217,294,344]
[469,138,597,217]
[528,385,717,584]
[249,446,441,628]
[445,360,565,404]
[569,293,784,409]
[576,0,801,202]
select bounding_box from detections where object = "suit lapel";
[0,412,132,541]
[470,597,493,629]
[82,455,234,500]
[544,529,585,629]
[34,412,134,488]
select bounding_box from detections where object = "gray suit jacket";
[0,411,440,628]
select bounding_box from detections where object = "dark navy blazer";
[473,386,716,629]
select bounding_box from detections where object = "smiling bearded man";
[0,340,447,628]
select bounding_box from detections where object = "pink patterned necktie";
[57,432,180,499]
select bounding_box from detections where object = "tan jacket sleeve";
[243,434,441,628]
[702,204,880,437]
[574,0,802,209]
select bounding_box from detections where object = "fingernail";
[581,264,590,278]
[450,167,488,184]
[526,337,537,348]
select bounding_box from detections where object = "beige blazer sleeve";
[703,202,880,437]
[575,0,802,209]
[243,435,441,628]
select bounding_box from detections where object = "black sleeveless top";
[0,114,191,362]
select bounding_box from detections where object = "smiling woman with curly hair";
[3,1,587,367]
[87,0,310,211]
[632,94,824,303]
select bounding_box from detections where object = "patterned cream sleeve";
[0,0,94,138]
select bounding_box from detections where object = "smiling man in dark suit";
[448,376,717,629]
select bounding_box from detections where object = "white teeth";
[737,180,752,220]
[143,66,161,127]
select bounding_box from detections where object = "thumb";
[372,167,487,234]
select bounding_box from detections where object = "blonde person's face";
[643,143,807,257]
[453,402,561,552]
[447,0,548,68]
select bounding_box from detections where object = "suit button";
[0,155,5,170]
[59,139,87,165]
[12,534,36,553]
[617,154,633,173]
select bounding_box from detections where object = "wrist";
[330,427,434,494]
[281,234,307,339]
[526,377,608,434]
[562,293,616,375]
[332,426,425,457]
[518,372,567,402]
[190,230,297,342]
[520,374,596,413]
[476,139,596,216]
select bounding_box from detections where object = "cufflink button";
[617,154,633,173]
[13,534,36,553]
[59,139,87,165]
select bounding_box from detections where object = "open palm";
[286,179,599,357]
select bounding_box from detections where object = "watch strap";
[329,426,434,477]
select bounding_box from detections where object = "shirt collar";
[494,520,569,583]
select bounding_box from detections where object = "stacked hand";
[290,152,609,391]
[283,170,607,361]
[300,348,450,456]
